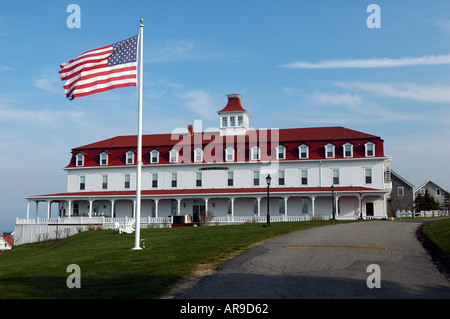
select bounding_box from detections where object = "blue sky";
[1,1,450,232]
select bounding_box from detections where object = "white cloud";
[176,89,217,120]
[334,81,450,103]
[0,105,85,124]
[279,54,450,69]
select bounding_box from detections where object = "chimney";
[187,124,193,136]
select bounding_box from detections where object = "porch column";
[311,196,316,217]
[35,201,39,219]
[230,197,235,217]
[284,196,289,217]
[204,198,209,217]
[257,197,261,217]
[111,199,116,218]
[154,199,159,218]
[89,198,94,217]
[358,193,363,219]
[67,200,72,218]
[177,198,182,216]
[47,200,51,218]
[26,200,30,219]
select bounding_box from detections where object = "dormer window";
[150,149,159,163]
[99,152,109,165]
[251,146,260,161]
[225,147,235,162]
[169,149,179,163]
[325,143,335,158]
[76,153,85,166]
[343,143,353,158]
[365,142,375,157]
[194,148,203,162]
[126,151,134,164]
[299,144,309,159]
[276,145,286,160]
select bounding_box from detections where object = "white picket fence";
[395,210,449,218]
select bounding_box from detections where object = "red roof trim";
[29,186,385,199]
[2,236,14,246]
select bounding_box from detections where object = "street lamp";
[266,174,272,227]
[331,185,336,220]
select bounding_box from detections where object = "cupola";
[218,94,251,136]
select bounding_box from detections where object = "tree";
[414,189,440,212]
[442,190,450,211]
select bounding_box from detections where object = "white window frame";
[228,171,234,186]
[253,170,260,186]
[194,147,203,163]
[332,169,340,185]
[225,147,235,162]
[100,152,108,165]
[150,149,159,163]
[365,168,373,184]
[79,175,86,190]
[299,144,309,159]
[276,145,286,160]
[301,169,308,186]
[76,153,85,166]
[152,173,158,188]
[171,172,177,188]
[343,143,353,158]
[436,188,441,196]
[102,175,108,190]
[229,116,235,127]
[365,142,375,157]
[278,170,285,186]
[169,149,179,163]
[398,187,404,196]
[251,146,260,161]
[124,174,131,189]
[325,143,335,159]
[196,172,202,187]
[221,116,228,128]
[237,115,243,127]
[126,151,134,164]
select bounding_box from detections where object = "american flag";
[59,35,138,100]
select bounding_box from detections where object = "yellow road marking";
[285,245,387,251]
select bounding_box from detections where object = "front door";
[192,203,206,222]
[366,202,374,216]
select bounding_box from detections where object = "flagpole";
[133,18,144,250]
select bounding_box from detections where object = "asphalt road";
[177,220,450,299]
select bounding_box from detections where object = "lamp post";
[266,174,272,227]
[359,191,363,219]
[331,185,336,220]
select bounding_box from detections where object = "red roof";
[28,186,385,199]
[217,94,247,113]
[2,236,14,247]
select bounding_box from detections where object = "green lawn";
[0,220,353,299]
[420,218,450,261]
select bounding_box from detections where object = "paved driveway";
[177,220,450,299]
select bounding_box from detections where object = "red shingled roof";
[217,94,246,113]
[2,236,14,247]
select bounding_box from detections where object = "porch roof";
[26,186,385,200]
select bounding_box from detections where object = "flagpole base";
[131,246,143,250]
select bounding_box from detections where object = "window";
[230,116,235,127]
[279,170,285,186]
[420,189,425,195]
[228,171,234,186]
[171,173,177,187]
[169,149,179,163]
[253,171,260,186]
[150,150,159,163]
[365,168,372,184]
[365,142,375,157]
[152,173,158,188]
[332,169,339,185]
[196,172,202,187]
[100,152,108,165]
[301,170,308,185]
[76,153,84,166]
[237,116,243,126]
[436,188,441,196]
[126,151,134,164]
[221,116,228,127]
[79,176,85,190]
[276,145,286,160]
[278,198,285,215]
[124,174,130,189]
[343,143,353,157]
[102,175,108,190]
[398,187,404,196]
[251,146,260,160]
[225,147,234,162]
[302,198,309,214]
[194,148,203,162]
[325,144,335,158]
[299,144,309,159]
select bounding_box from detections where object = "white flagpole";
[133,18,144,250]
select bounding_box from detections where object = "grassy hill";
[0,220,351,299]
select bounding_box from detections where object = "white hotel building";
[17,94,391,243]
